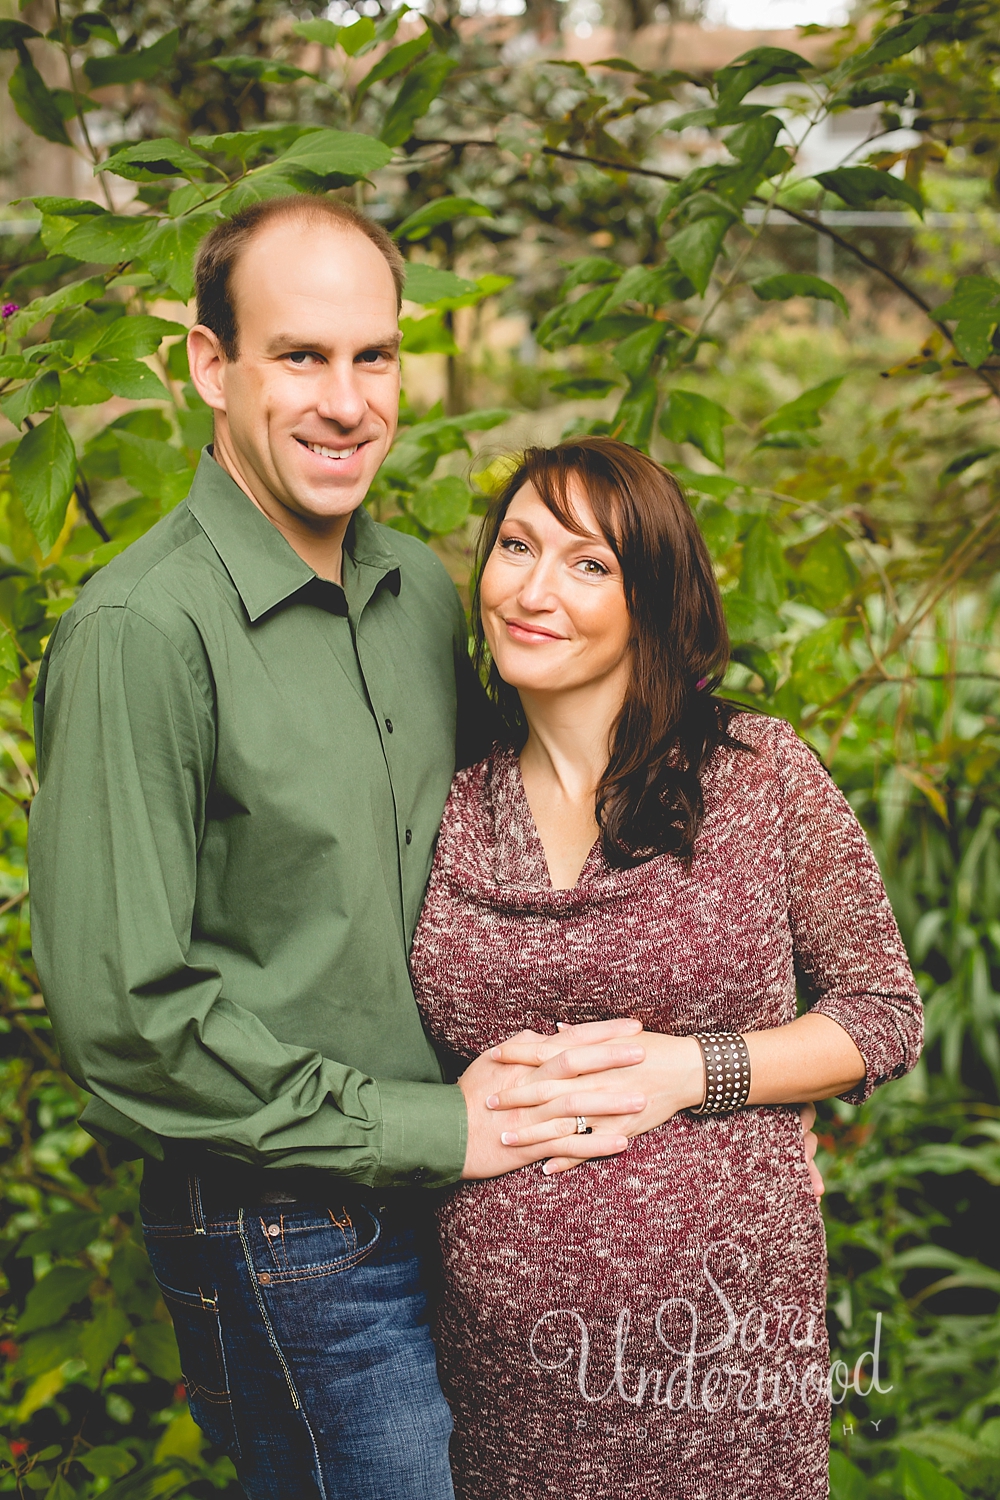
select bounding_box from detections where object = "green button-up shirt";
[29,451,473,1189]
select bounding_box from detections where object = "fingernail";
[627,1046,645,1060]
[616,1137,628,1149]
[556,1022,567,1030]
[486,1095,498,1109]
[501,1132,517,1144]
[542,1162,553,1175]
[490,1046,502,1059]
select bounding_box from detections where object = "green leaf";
[723,114,782,171]
[59,213,153,266]
[694,498,739,559]
[78,1446,137,1480]
[672,464,739,501]
[829,1451,869,1500]
[83,29,179,89]
[109,1238,160,1319]
[939,445,999,483]
[43,1477,76,1500]
[797,528,858,607]
[896,1449,967,1500]
[403,263,477,305]
[292,18,343,47]
[15,1264,93,1336]
[211,55,313,84]
[130,1322,182,1381]
[10,413,77,558]
[0,369,61,427]
[815,166,923,217]
[0,19,41,47]
[604,261,689,311]
[17,1325,82,1378]
[380,53,458,149]
[338,16,377,55]
[356,31,433,103]
[715,47,811,116]
[409,475,471,534]
[740,516,785,608]
[548,376,619,399]
[613,322,667,382]
[9,60,72,146]
[933,276,1000,370]
[93,315,187,361]
[92,359,170,401]
[854,15,939,70]
[612,376,658,450]
[116,432,194,507]
[724,592,781,644]
[399,312,458,355]
[760,377,843,434]
[137,212,219,301]
[98,138,209,182]
[394,196,492,242]
[190,123,319,164]
[18,1211,102,1259]
[752,274,848,317]
[59,368,114,405]
[667,216,730,297]
[559,257,622,294]
[659,390,730,467]
[268,128,393,181]
[790,619,847,704]
[79,1301,130,1378]
[69,12,120,46]
[154,1410,204,1463]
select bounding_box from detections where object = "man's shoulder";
[377,521,455,591]
[72,502,219,614]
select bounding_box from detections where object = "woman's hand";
[486,1027,705,1172]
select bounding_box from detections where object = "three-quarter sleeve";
[772,720,922,1103]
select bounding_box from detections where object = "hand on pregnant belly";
[459,1017,653,1178]
[485,1027,707,1172]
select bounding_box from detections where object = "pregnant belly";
[434,1108,829,1412]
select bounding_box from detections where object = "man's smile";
[297,439,364,461]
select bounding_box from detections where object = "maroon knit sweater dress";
[409,714,922,1500]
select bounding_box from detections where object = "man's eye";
[357,349,391,365]
[287,352,318,366]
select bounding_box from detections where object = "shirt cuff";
[373,1079,468,1188]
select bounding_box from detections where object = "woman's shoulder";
[706,711,830,803]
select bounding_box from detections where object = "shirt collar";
[185,449,401,623]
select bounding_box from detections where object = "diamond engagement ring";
[575,1116,592,1135]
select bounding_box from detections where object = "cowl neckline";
[442,747,673,917]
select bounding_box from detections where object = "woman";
[409,437,922,1500]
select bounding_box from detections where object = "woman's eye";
[580,558,609,576]
[499,537,529,555]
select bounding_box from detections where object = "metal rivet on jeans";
[258,1272,271,1284]
[267,1223,281,1237]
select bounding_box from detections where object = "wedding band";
[575,1116,592,1135]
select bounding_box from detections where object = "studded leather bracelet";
[690,1032,752,1114]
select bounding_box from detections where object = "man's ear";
[187,325,229,413]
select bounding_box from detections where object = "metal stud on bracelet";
[690,1033,752,1114]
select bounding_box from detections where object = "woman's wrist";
[675,1035,708,1112]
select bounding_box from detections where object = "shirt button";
[384,718,393,733]
[411,1167,428,1184]
[405,828,412,845]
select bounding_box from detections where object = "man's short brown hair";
[194,196,406,361]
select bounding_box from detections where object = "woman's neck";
[516,677,624,888]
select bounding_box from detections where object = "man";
[28,197,652,1499]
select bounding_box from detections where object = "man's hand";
[800,1102,824,1198]
[459,1018,647,1179]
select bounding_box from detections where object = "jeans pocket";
[251,1202,381,1283]
[143,1244,240,1458]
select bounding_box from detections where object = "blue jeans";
[140,1161,455,1500]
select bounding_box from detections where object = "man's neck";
[210,437,353,585]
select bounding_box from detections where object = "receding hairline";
[227,206,401,298]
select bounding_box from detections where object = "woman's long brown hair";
[471,436,750,867]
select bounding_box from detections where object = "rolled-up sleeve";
[29,604,467,1187]
[773,721,923,1104]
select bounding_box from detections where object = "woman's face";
[480,478,632,701]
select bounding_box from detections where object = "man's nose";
[314,362,367,430]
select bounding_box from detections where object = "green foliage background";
[0,0,998,1494]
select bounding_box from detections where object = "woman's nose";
[516,558,559,611]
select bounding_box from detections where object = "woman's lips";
[503,618,565,643]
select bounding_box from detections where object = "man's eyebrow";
[263,331,403,355]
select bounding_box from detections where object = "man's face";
[192,218,401,531]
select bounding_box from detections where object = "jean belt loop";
[189,1172,207,1234]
